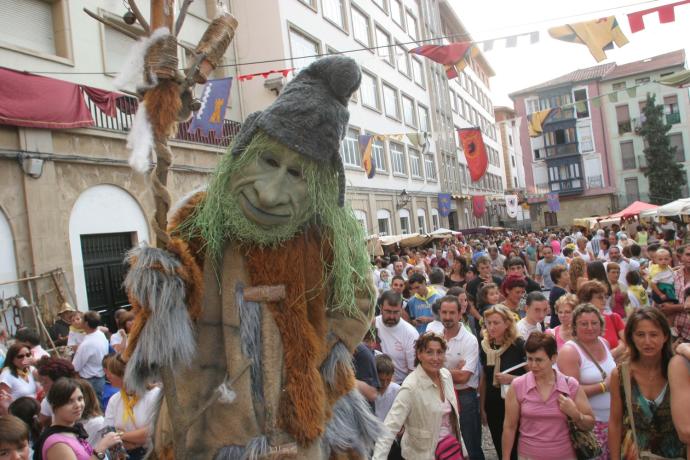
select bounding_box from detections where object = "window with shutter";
[0,0,56,55]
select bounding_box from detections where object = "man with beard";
[122,56,380,459]
[440,296,483,460]
[375,290,419,384]
[606,245,639,287]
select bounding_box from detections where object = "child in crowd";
[377,269,391,293]
[476,282,500,317]
[8,396,41,449]
[625,270,648,313]
[648,248,678,305]
[374,354,400,422]
[0,415,31,460]
[607,262,628,319]
[67,311,86,351]
[516,291,548,340]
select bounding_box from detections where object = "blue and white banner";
[438,193,452,217]
[188,77,233,136]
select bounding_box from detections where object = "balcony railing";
[618,120,632,135]
[543,142,578,158]
[666,112,681,124]
[546,107,576,123]
[82,91,242,148]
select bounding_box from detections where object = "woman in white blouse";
[0,342,39,402]
[102,354,161,460]
[372,332,462,460]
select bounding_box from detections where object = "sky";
[450,0,690,106]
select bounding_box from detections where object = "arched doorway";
[0,209,19,298]
[69,185,149,327]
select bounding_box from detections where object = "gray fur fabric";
[236,283,264,409]
[320,341,351,389]
[322,389,383,457]
[231,56,362,207]
[123,243,196,393]
[214,436,269,460]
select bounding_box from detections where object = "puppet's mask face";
[230,146,311,228]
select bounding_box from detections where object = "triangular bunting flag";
[358,134,376,179]
[591,96,602,108]
[527,108,556,137]
[410,42,478,79]
[627,0,690,33]
[608,92,619,103]
[627,87,637,97]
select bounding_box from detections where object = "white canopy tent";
[640,198,690,218]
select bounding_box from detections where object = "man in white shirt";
[375,290,419,384]
[516,292,548,340]
[440,295,484,460]
[606,245,640,287]
[72,311,109,401]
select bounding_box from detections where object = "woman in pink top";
[502,332,595,460]
[37,378,121,460]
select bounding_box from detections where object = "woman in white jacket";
[372,332,463,460]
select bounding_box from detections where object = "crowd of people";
[0,307,154,460]
[364,223,690,459]
[2,224,690,459]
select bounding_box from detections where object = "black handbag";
[562,375,602,460]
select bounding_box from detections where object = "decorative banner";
[237,68,294,81]
[438,193,452,217]
[627,87,638,97]
[547,193,561,212]
[482,31,540,52]
[188,77,233,136]
[458,128,488,182]
[472,195,486,218]
[628,0,690,32]
[527,108,556,137]
[358,135,376,179]
[505,195,519,218]
[410,42,478,79]
[548,16,629,62]
[608,92,619,103]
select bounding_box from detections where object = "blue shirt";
[406,288,443,334]
[535,256,567,290]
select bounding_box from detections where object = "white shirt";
[72,330,109,378]
[517,318,543,340]
[426,320,444,334]
[68,330,86,347]
[375,382,400,421]
[443,326,480,390]
[0,367,38,400]
[375,316,419,384]
[83,415,105,447]
[110,330,126,348]
[105,386,162,433]
[40,396,53,418]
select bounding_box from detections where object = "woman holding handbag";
[503,332,595,460]
[608,308,686,459]
[557,303,616,460]
[372,332,464,460]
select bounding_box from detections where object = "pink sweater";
[42,433,93,460]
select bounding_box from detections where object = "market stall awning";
[574,201,658,228]
[660,69,690,88]
[640,197,690,217]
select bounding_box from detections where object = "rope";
[151,136,173,248]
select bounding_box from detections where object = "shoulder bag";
[561,376,602,460]
[621,362,684,460]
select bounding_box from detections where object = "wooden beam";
[150,0,174,31]
[127,0,150,33]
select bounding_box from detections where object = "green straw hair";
[174,131,375,318]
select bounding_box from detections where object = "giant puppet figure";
[122,55,380,459]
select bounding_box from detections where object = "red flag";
[628,0,690,32]
[410,43,476,79]
[472,196,486,218]
[458,128,488,182]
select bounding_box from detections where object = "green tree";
[639,93,686,204]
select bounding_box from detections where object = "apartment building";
[599,49,690,207]
[511,65,617,229]
[495,105,529,227]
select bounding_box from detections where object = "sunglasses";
[15,353,31,359]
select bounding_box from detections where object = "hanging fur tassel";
[114,27,171,90]
[143,80,181,139]
[126,101,154,173]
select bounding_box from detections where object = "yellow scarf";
[480,338,511,387]
[17,368,30,380]
[120,389,139,425]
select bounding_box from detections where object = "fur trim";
[236,283,264,409]
[123,243,196,393]
[166,237,204,320]
[320,342,351,388]
[143,80,182,139]
[126,101,153,173]
[245,229,330,445]
[168,190,207,271]
[114,27,170,90]
[214,436,269,460]
[322,390,383,458]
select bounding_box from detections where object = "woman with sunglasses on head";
[0,342,39,402]
[608,308,685,459]
[372,332,463,460]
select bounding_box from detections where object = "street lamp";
[396,189,411,209]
